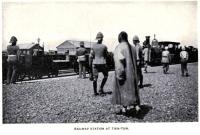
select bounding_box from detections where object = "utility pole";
[37,37,40,55]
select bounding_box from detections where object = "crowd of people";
[75,31,190,115]
[6,33,190,116]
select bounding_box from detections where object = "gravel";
[3,63,198,123]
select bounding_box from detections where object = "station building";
[56,40,95,55]
[18,43,44,56]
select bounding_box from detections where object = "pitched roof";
[18,43,38,49]
[57,40,95,49]
[56,41,74,49]
[158,41,180,45]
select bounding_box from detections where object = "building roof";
[158,41,180,45]
[57,40,95,49]
[18,43,41,49]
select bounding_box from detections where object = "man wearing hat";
[143,42,151,73]
[180,46,189,76]
[6,36,20,84]
[161,46,170,74]
[133,35,143,88]
[76,41,87,78]
[89,32,108,96]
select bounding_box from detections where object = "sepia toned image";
[2,1,198,123]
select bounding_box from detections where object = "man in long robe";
[112,31,140,114]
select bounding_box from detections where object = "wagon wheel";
[17,72,26,81]
[28,74,35,80]
[48,73,51,78]
[33,69,43,79]
[46,69,52,78]
[51,70,58,77]
[28,70,36,80]
[55,73,58,77]
[52,67,59,77]
[73,62,79,74]
[74,69,79,75]
[37,70,42,79]
[37,73,43,79]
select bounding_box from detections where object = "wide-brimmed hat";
[133,35,140,41]
[95,32,104,40]
[9,36,17,43]
[80,41,84,47]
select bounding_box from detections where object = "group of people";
[76,32,109,95]
[6,33,190,116]
[76,32,145,114]
[76,31,190,115]
[161,46,189,76]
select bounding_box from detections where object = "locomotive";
[143,35,198,66]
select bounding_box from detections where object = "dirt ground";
[3,63,198,123]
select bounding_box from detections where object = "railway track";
[3,69,78,84]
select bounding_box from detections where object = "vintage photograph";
[2,1,198,123]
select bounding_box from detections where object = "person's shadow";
[143,71,156,74]
[98,91,113,97]
[125,105,153,119]
[143,84,152,88]
[164,72,174,74]
[104,91,112,94]
[139,84,152,89]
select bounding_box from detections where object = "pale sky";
[2,1,197,51]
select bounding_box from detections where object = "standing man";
[133,35,143,88]
[112,31,140,115]
[90,32,108,96]
[161,46,170,74]
[180,46,189,76]
[6,36,20,84]
[143,44,151,73]
[76,41,87,78]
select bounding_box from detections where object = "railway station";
[1,1,198,127]
[2,33,198,123]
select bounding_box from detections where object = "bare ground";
[3,63,198,123]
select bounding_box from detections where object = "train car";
[17,54,59,80]
[2,53,59,83]
[187,46,198,63]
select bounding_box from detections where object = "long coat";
[111,42,140,106]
